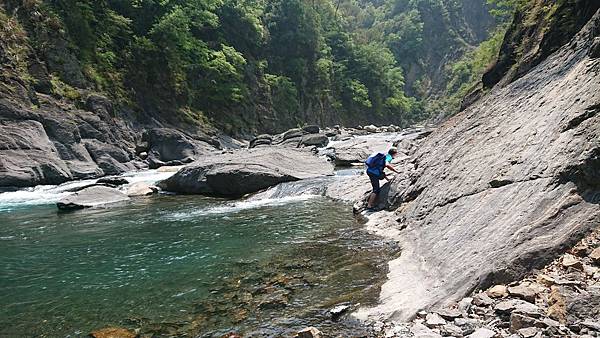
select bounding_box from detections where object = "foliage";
[3,0,507,131]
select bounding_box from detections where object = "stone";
[158,148,334,197]
[513,301,542,317]
[518,327,539,338]
[459,297,474,313]
[565,286,600,322]
[572,243,590,257]
[537,274,555,287]
[436,308,462,320]
[410,322,443,338]
[302,125,320,134]
[562,254,583,270]
[440,323,463,337]
[143,128,215,169]
[97,177,129,186]
[330,304,350,319]
[507,284,537,302]
[547,286,567,323]
[296,327,322,338]
[57,186,130,210]
[300,134,329,148]
[126,182,158,197]
[425,312,447,327]
[353,12,600,322]
[282,128,304,141]
[0,119,73,186]
[510,313,542,332]
[487,285,508,298]
[466,328,495,338]
[590,247,600,264]
[473,292,494,306]
[90,327,136,338]
[455,318,479,336]
[364,125,379,133]
[580,320,600,331]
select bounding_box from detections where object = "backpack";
[365,153,387,178]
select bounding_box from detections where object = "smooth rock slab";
[57,186,130,210]
[158,148,334,197]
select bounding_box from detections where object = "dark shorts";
[368,172,381,194]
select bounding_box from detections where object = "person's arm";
[386,163,400,174]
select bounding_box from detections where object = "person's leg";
[367,174,380,209]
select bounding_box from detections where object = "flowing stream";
[0,169,398,337]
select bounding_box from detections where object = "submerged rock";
[57,186,130,210]
[90,327,136,338]
[158,148,333,197]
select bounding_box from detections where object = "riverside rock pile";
[369,229,600,338]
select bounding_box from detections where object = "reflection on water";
[0,194,398,337]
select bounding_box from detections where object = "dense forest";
[1,0,518,134]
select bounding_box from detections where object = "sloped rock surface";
[158,148,334,197]
[0,119,72,186]
[143,128,216,169]
[358,10,600,322]
[56,186,130,210]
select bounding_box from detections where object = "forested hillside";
[1,0,506,134]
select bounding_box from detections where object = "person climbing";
[365,147,400,211]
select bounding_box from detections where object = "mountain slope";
[358,6,600,321]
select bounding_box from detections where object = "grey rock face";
[0,119,72,186]
[357,10,600,322]
[143,128,215,169]
[158,148,334,197]
[56,186,130,210]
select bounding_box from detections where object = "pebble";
[466,327,495,338]
[425,312,446,327]
[562,253,583,270]
[487,285,508,298]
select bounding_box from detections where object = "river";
[0,169,398,337]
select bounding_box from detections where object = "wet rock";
[158,148,333,197]
[296,327,322,338]
[426,313,446,327]
[89,327,136,338]
[127,182,158,197]
[330,304,350,320]
[487,285,508,298]
[57,186,130,210]
[562,254,583,270]
[466,327,495,338]
[97,177,129,186]
[507,284,537,302]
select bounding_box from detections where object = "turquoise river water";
[0,171,397,337]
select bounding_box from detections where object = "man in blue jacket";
[366,147,400,211]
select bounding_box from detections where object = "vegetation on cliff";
[1,0,511,133]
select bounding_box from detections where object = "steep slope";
[358,8,600,321]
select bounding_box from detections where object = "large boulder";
[143,128,216,169]
[56,186,130,210]
[0,119,73,187]
[300,133,329,148]
[158,148,334,197]
[356,11,600,322]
